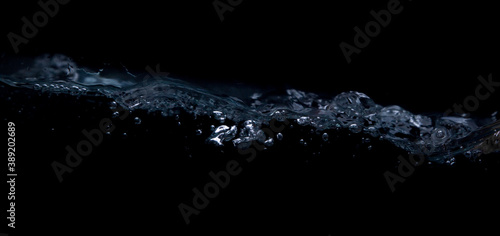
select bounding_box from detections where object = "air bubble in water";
[299,139,307,146]
[224,126,238,141]
[322,133,329,141]
[436,129,445,139]
[109,101,117,110]
[349,123,362,133]
[297,117,310,126]
[209,125,238,146]
[256,130,266,143]
[264,138,274,147]
[213,111,226,123]
[196,129,203,135]
[134,117,142,125]
[445,157,456,165]
[464,151,472,158]
[112,111,120,118]
[276,133,283,141]
[272,110,286,122]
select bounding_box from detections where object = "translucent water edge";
[1,54,499,164]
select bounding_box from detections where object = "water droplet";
[177,121,181,126]
[464,151,472,158]
[348,123,361,133]
[109,101,117,110]
[367,145,373,150]
[196,129,203,135]
[213,111,226,123]
[276,133,283,141]
[134,117,142,125]
[297,116,310,126]
[299,139,307,146]
[209,125,230,146]
[214,125,230,134]
[112,111,120,118]
[272,110,286,122]
[435,129,445,139]
[224,126,238,141]
[256,130,266,143]
[264,138,274,147]
[322,133,329,141]
[210,125,216,131]
[122,132,128,138]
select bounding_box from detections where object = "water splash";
[1,54,499,163]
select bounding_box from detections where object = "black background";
[1,0,500,235]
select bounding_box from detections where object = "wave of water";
[1,54,499,163]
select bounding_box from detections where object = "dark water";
[1,1,500,235]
